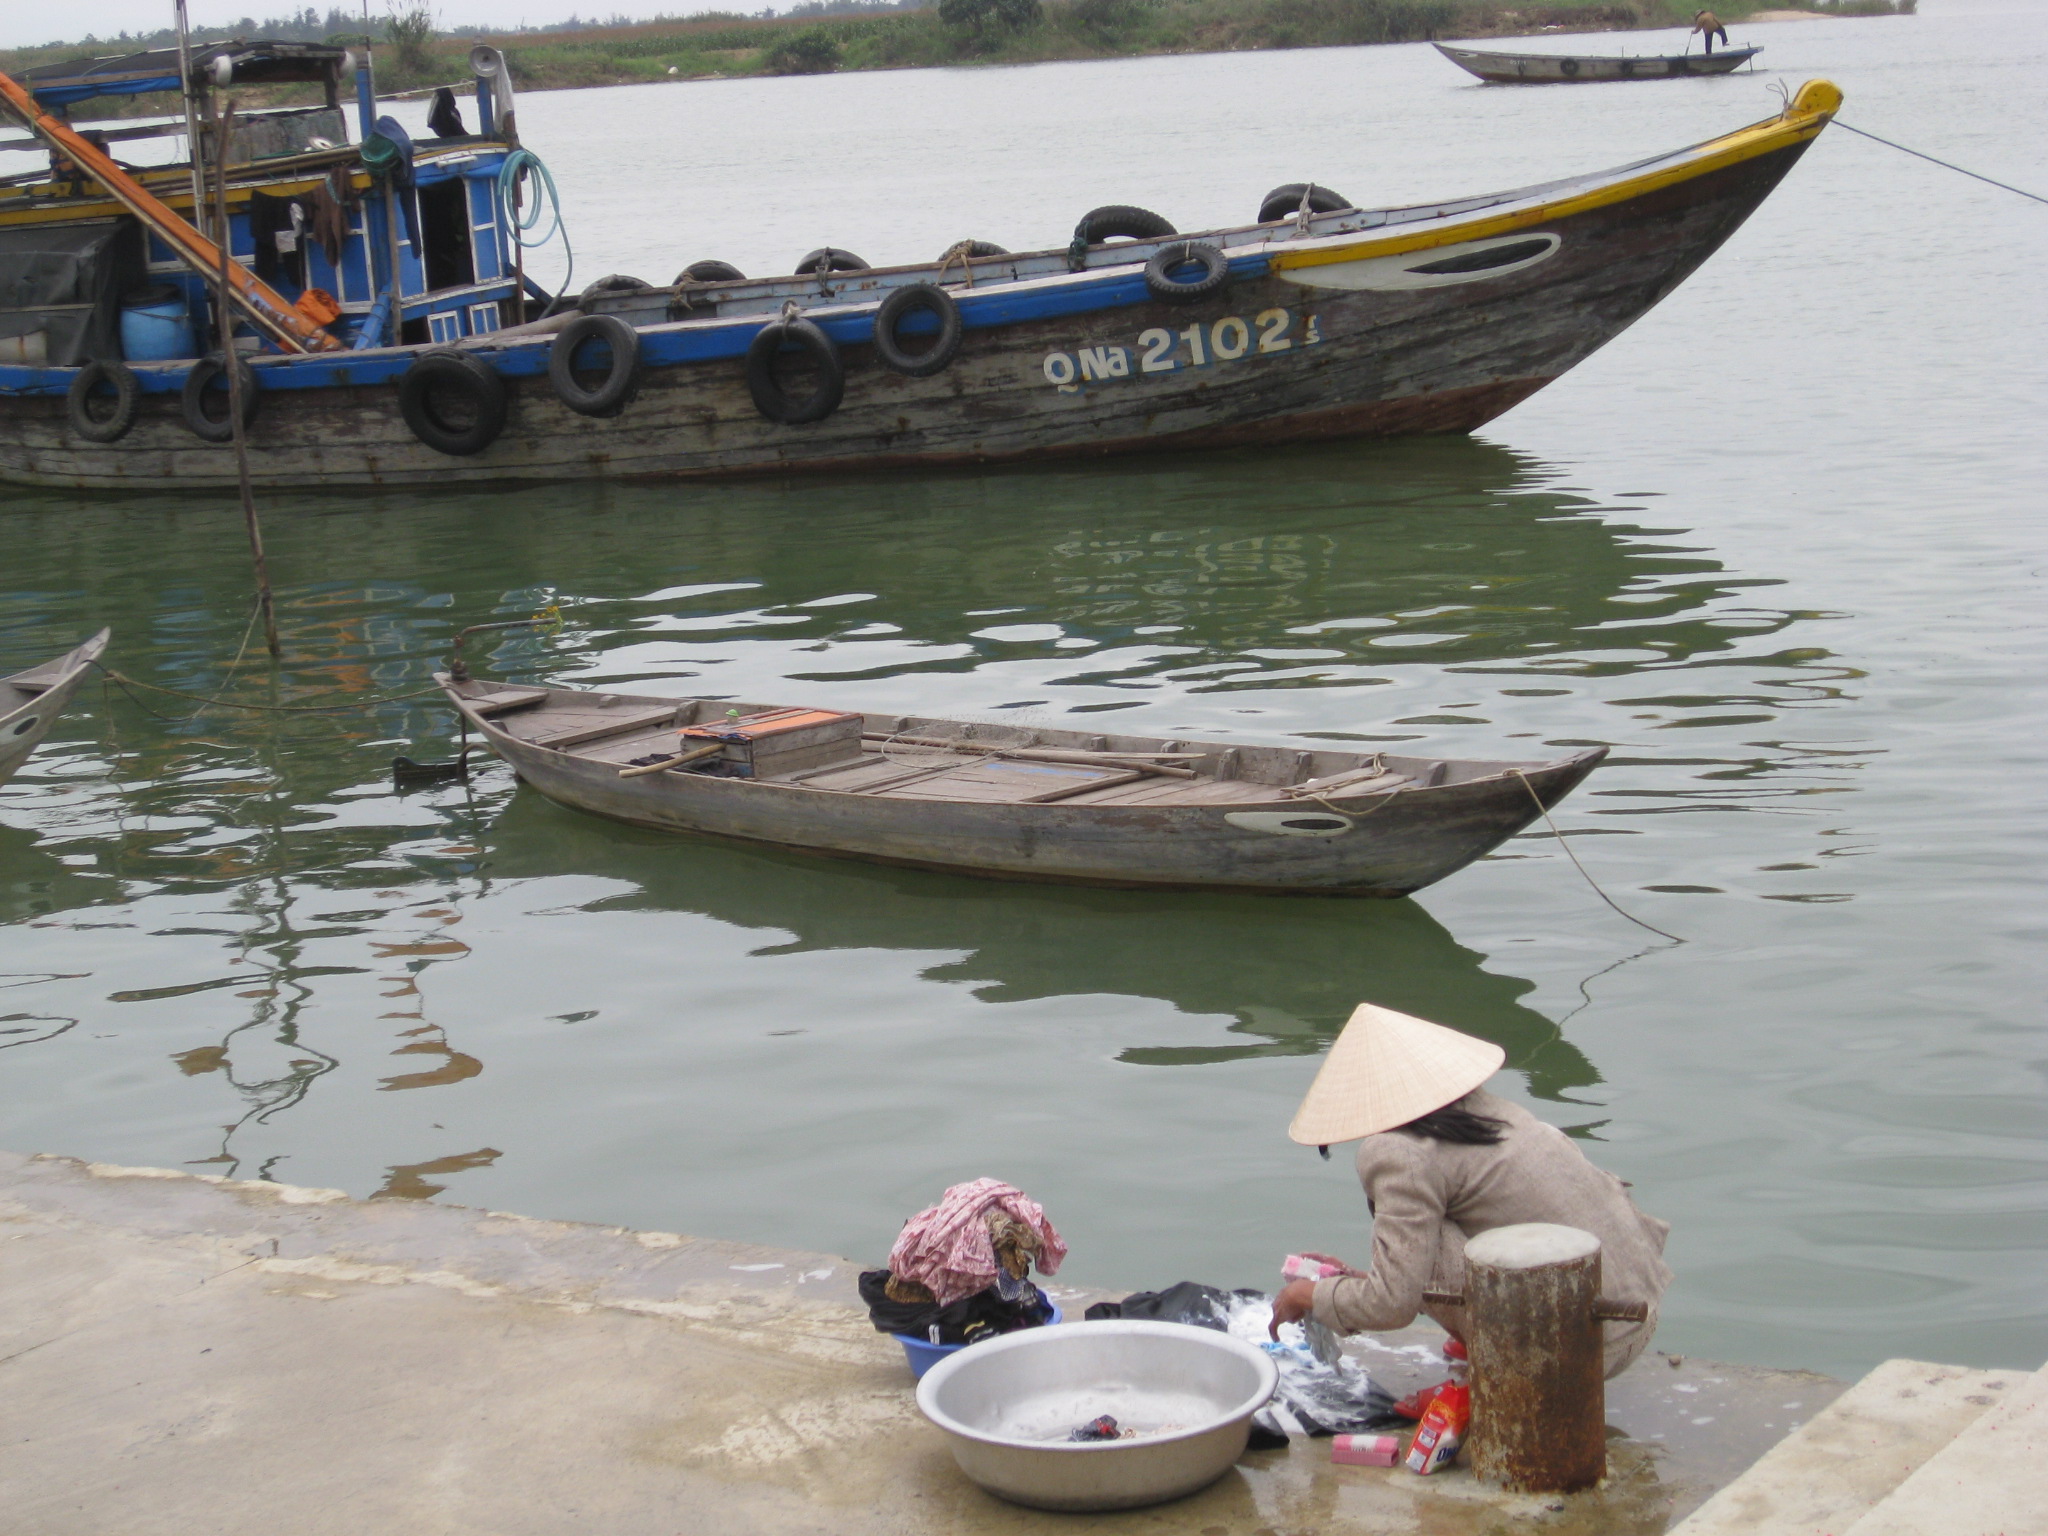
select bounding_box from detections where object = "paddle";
[617,741,727,778]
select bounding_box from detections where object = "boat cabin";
[0,39,533,366]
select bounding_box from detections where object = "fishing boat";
[437,672,1604,896]
[1435,41,1762,83]
[1,629,109,788]
[0,30,1837,491]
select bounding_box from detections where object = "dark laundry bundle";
[858,1268,1052,1346]
[1083,1280,1264,1327]
[1084,1280,1403,1440]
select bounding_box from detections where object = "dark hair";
[1397,1096,1507,1145]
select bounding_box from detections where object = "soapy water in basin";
[990,1384,1221,1444]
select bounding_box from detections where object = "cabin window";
[416,179,475,292]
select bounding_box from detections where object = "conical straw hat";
[1288,1003,1506,1145]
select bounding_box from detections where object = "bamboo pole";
[208,99,280,659]
[172,0,209,239]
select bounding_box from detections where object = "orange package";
[1404,1382,1470,1475]
[293,287,342,327]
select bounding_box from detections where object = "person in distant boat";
[1267,1003,1673,1387]
[1693,10,1730,52]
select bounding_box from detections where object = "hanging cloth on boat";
[247,190,310,287]
[362,116,421,252]
[426,87,468,140]
[885,1178,1068,1308]
[308,169,355,270]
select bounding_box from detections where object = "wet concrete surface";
[0,1151,1842,1535]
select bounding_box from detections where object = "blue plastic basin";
[895,1301,1062,1379]
[120,294,195,361]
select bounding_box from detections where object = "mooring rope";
[94,663,443,717]
[1510,769,1683,944]
[1834,120,2048,206]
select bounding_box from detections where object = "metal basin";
[915,1320,1279,1511]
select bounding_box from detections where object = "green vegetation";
[0,0,1917,102]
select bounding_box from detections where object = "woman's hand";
[1269,1278,1319,1339]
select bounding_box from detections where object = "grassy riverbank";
[0,0,1912,105]
[420,0,1910,90]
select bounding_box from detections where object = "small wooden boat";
[1436,41,1762,83]
[439,673,1604,896]
[0,629,109,787]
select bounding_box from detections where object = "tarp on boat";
[0,219,144,366]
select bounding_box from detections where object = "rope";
[1834,120,2048,206]
[499,148,574,313]
[95,664,443,716]
[169,600,263,722]
[934,241,978,288]
[1510,769,1683,944]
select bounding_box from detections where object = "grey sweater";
[1309,1088,1673,1375]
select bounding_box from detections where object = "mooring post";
[1422,1222,1646,1493]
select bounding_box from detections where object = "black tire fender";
[940,240,1008,260]
[1559,57,1581,76]
[67,359,140,444]
[399,348,509,456]
[548,313,642,417]
[577,274,652,309]
[677,259,746,284]
[795,247,870,275]
[1143,241,1230,304]
[745,316,844,425]
[1256,182,1356,224]
[180,352,258,443]
[1074,205,1177,244]
[872,283,963,378]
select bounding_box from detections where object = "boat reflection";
[483,790,1603,1103]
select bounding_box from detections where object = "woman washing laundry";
[1268,1004,1672,1386]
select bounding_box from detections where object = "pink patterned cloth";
[886,1178,1068,1308]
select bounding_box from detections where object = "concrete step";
[1841,1361,2048,1536]
[1668,1356,2032,1536]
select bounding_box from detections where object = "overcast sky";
[0,4,704,51]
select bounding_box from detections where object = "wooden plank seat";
[461,685,550,717]
[511,705,682,751]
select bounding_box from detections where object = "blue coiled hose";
[498,148,574,315]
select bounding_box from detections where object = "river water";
[3,0,2042,1382]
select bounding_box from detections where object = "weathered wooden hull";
[0,88,1836,492]
[0,629,108,787]
[1436,43,1762,83]
[447,680,1604,896]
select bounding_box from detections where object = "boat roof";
[18,40,348,108]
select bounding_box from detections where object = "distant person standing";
[1693,10,1730,52]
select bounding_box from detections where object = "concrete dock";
[0,1150,1914,1535]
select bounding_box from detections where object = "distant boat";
[1435,41,1762,83]
[1,629,108,787]
[438,673,1605,897]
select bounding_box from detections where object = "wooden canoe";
[439,674,1604,897]
[0,81,1839,491]
[1435,42,1762,84]
[0,628,108,788]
